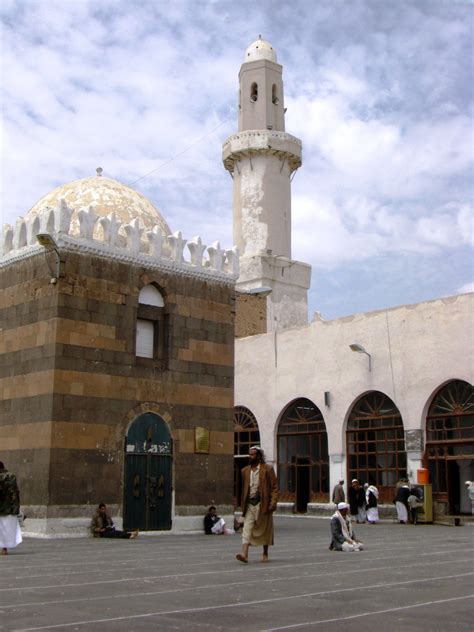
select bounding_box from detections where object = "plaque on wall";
[195,426,210,453]
[405,429,423,452]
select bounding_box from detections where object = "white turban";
[337,502,350,511]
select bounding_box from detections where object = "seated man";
[329,502,364,551]
[204,506,233,535]
[91,503,138,539]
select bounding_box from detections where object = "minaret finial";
[96,167,103,177]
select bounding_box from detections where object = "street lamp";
[36,233,60,283]
[349,343,372,372]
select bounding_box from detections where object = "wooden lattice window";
[277,398,329,503]
[234,407,260,505]
[425,380,474,496]
[234,406,260,456]
[347,391,406,501]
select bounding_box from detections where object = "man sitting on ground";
[91,503,138,539]
[329,502,364,551]
[204,506,233,535]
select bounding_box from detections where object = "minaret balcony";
[222,130,302,174]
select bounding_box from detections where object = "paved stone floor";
[0,516,473,631]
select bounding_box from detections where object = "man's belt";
[248,493,261,506]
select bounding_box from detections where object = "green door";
[124,413,172,531]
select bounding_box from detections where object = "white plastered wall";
[235,293,473,496]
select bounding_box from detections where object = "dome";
[25,174,171,238]
[244,37,277,63]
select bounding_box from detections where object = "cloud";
[457,282,474,295]
[1,0,472,319]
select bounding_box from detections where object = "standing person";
[394,483,410,524]
[236,446,278,564]
[407,489,420,525]
[366,483,379,524]
[0,462,22,555]
[329,502,364,551]
[348,479,366,523]
[332,479,345,505]
[91,503,139,539]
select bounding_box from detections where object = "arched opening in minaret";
[272,84,279,105]
[250,82,258,102]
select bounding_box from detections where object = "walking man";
[236,446,279,564]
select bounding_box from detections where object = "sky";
[1,0,473,320]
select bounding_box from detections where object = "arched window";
[425,380,473,513]
[347,391,405,501]
[272,84,279,105]
[136,284,165,361]
[277,398,329,510]
[234,406,260,455]
[250,82,258,102]
[234,406,260,505]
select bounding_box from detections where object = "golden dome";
[25,174,171,238]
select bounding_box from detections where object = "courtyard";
[0,515,472,631]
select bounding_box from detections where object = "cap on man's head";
[337,502,350,511]
[339,478,344,483]
[249,445,264,456]
[351,479,358,483]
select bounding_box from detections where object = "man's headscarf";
[249,445,266,463]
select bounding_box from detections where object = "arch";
[277,398,329,510]
[272,84,279,105]
[346,391,406,502]
[424,379,473,514]
[123,412,172,531]
[138,284,164,307]
[234,406,260,506]
[250,82,258,102]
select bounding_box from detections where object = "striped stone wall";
[0,249,235,522]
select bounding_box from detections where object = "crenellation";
[77,206,98,239]
[26,215,40,246]
[54,199,73,234]
[187,235,206,267]
[1,224,13,257]
[13,218,27,250]
[167,230,187,262]
[99,212,122,246]
[123,218,143,253]
[0,199,239,282]
[146,225,164,257]
[207,241,225,272]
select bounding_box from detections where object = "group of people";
[393,479,421,525]
[1,452,426,564]
[333,478,380,524]
[328,477,422,552]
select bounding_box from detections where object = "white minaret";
[223,37,311,331]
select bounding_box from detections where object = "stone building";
[0,174,238,535]
[229,39,473,518]
[1,36,472,534]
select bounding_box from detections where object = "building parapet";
[0,200,239,284]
